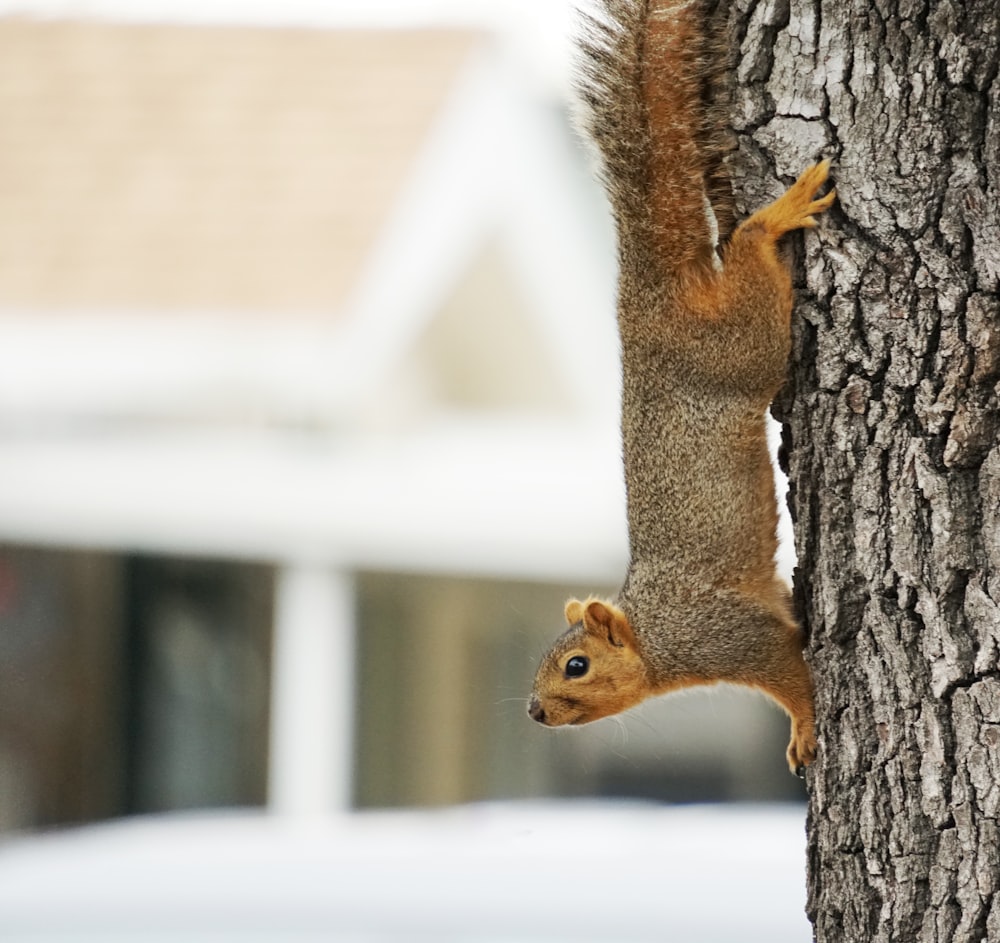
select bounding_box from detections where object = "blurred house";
[0,14,800,831]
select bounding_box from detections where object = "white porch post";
[268,564,356,815]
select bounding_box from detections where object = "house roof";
[0,17,621,427]
[0,19,477,314]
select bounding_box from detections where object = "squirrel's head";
[528,597,650,727]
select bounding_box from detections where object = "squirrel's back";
[577,0,735,285]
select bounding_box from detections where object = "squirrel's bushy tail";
[577,0,735,284]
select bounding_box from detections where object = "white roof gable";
[328,42,619,427]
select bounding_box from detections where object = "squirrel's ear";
[564,599,585,625]
[583,599,635,649]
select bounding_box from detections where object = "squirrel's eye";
[565,656,589,678]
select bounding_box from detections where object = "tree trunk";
[727,0,1000,939]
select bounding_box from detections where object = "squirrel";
[527,0,834,774]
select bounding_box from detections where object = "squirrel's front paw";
[786,719,817,776]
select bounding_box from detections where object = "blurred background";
[0,0,804,835]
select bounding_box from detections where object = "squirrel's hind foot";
[747,160,836,239]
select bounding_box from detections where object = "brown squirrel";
[527,0,834,773]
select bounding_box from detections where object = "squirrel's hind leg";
[679,161,834,392]
[718,161,834,289]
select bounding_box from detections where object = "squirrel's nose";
[528,695,546,724]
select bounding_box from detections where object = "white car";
[0,801,810,942]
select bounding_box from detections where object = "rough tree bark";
[726,0,1000,940]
